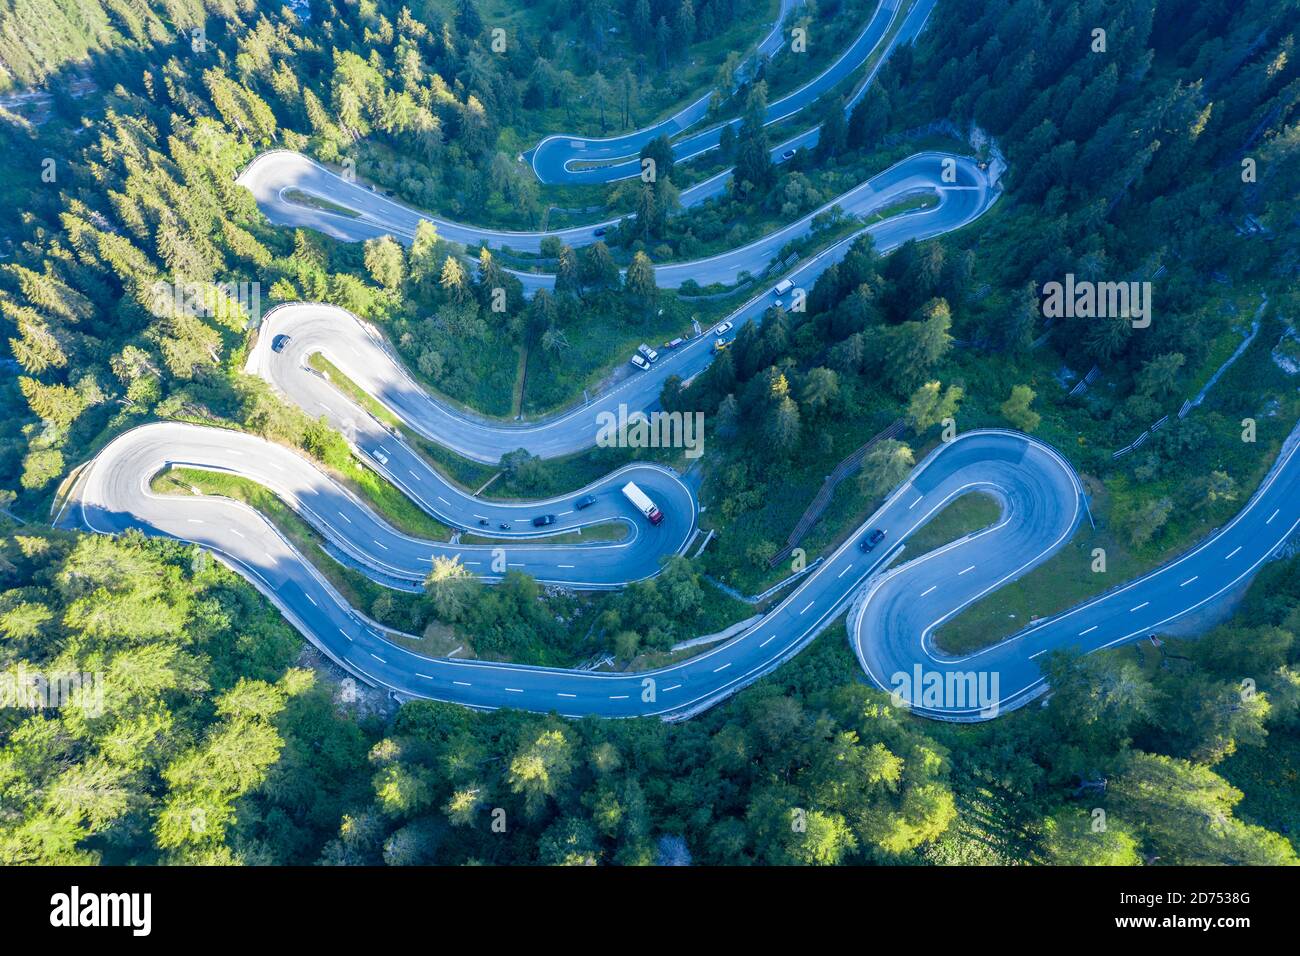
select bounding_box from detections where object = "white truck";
[621,481,664,525]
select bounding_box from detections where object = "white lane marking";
[663,684,681,692]
[760,635,776,647]
[837,565,852,578]
[338,512,351,523]
[1180,576,1198,588]
[558,510,573,516]
[504,687,523,693]
[609,695,629,700]
[417,673,432,680]
[339,628,353,643]
[230,529,244,538]
[305,594,317,607]
[909,496,923,510]
[508,562,525,567]
[958,565,975,575]
[408,470,421,480]
[920,585,937,597]
[1267,508,1279,524]
[558,564,575,569]
[1225,546,1242,559]
[1130,601,1149,612]
[1028,649,1048,659]
[374,539,388,550]
[712,662,731,673]
[800,601,815,614]
[188,519,203,524]
[369,653,386,664]
[1079,625,1098,636]
[453,681,471,687]
[438,496,450,504]
[557,692,576,698]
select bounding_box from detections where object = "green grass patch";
[903,491,1002,556]
[282,188,361,218]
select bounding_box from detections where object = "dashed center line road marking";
[305,594,317,607]
[959,565,975,575]
[557,692,576,698]
[504,687,523,693]
[230,529,244,538]
[339,628,353,642]
[369,653,386,664]
[452,681,471,687]
[760,634,776,647]
[1029,649,1048,659]
[416,673,432,680]
[408,470,421,481]
[1267,508,1279,524]
[1079,625,1098,636]
[663,684,681,692]
[921,585,937,597]
[609,695,629,700]
[338,512,351,523]
[187,518,203,524]
[800,601,815,614]
[558,564,575,569]
[373,539,388,550]
[1180,576,1199,588]
[437,496,450,505]
[713,662,732,673]
[1130,601,1150,612]
[837,565,852,578]
[1225,546,1242,559]
[909,496,924,510]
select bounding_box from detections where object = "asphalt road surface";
[64,0,1300,720]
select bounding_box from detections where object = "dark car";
[593,227,608,237]
[271,334,291,353]
[859,528,887,552]
[574,494,598,510]
[532,514,558,527]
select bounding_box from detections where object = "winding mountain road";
[61,0,1300,720]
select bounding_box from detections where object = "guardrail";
[767,417,906,568]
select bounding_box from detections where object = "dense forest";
[0,0,1298,864]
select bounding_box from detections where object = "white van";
[773,278,794,296]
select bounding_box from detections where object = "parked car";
[714,320,734,336]
[859,528,887,552]
[630,354,650,370]
[637,343,659,363]
[713,338,729,353]
[574,494,598,510]
[532,514,557,527]
[663,337,684,350]
[271,334,291,353]
[782,149,796,160]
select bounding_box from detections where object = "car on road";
[714,320,733,336]
[532,514,557,527]
[574,494,598,510]
[271,334,291,353]
[663,337,684,350]
[373,450,389,466]
[638,343,659,363]
[630,354,650,370]
[782,149,796,160]
[773,278,793,296]
[713,338,729,352]
[859,528,887,552]
[593,227,607,237]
